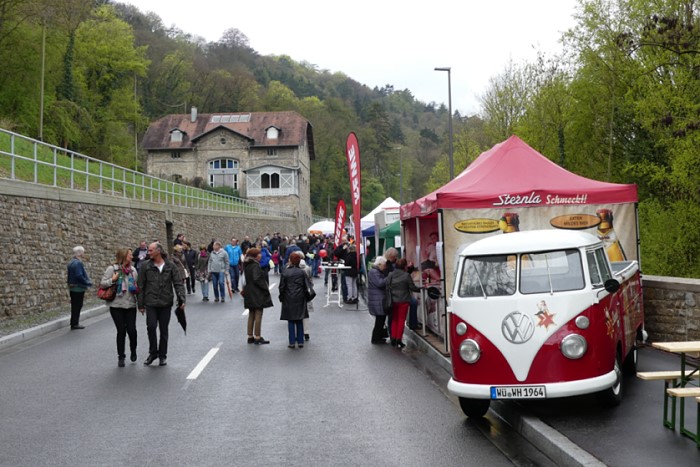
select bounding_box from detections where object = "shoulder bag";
[97,265,119,300]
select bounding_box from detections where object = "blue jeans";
[288,320,304,345]
[229,265,239,290]
[211,272,225,299]
[199,280,209,298]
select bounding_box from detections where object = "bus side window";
[587,250,602,287]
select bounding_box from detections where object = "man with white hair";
[66,245,93,330]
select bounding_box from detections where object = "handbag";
[383,277,393,313]
[97,264,120,300]
[305,276,316,301]
[97,283,117,300]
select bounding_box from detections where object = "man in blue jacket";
[66,245,93,330]
[224,237,243,292]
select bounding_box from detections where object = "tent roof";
[401,136,638,219]
[362,197,400,223]
[380,220,401,238]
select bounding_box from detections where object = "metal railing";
[0,128,295,218]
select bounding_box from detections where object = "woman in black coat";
[243,248,273,344]
[279,251,311,348]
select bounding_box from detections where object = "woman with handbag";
[367,256,389,344]
[279,251,310,349]
[242,248,272,345]
[99,248,139,367]
[386,258,420,348]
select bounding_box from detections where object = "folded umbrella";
[226,276,233,299]
[175,305,187,335]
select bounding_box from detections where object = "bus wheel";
[458,398,490,418]
[597,353,623,407]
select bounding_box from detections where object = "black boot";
[390,338,397,347]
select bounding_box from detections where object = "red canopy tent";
[402,135,637,218]
[399,135,639,345]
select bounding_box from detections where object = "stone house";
[142,108,315,228]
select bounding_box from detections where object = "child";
[272,250,280,274]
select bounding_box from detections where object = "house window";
[171,151,181,159]
[266,127,279,139]
[267,148,278,156]
[260,173,280,189]
[208,158,239,189]
[170,130,183,142]
[247,168,294,196]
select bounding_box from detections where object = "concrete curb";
[406,329,605,467]
[0,304,107,352]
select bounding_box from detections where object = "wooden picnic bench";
[647,341,700,447]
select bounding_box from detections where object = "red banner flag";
[346,132,362,265]
[333,200,346,248]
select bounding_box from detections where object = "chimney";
[190,106,198,123]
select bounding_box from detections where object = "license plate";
[490,385,546,399]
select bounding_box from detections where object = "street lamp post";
[434,67,454,180]
[394,146,403,204]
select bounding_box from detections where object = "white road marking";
[186,342,222,380]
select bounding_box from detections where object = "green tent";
[379,220,401,253]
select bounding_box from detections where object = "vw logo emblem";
[502,311,535,344]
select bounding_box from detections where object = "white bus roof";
[458,230,601,257]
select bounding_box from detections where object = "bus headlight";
[561,334,587,359]
[456,322,468,336]
[459,339,481,364]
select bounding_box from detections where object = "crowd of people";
[66,232,421,367]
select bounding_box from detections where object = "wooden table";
[651,341,700,444]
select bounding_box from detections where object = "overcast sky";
[121,0,579,115]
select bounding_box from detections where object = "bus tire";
[597,352,623,407]
[458,397,490,418]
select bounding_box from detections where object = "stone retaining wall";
[642,275,700,342]
[0,180,298,319]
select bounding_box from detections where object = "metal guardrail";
[0,128,295,218]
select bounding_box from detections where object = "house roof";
[142,110,315,159]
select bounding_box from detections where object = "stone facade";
[642,275,700,342]
[142,110,315,230]
[0,180,297,320]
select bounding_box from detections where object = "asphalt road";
[0,278,538,467]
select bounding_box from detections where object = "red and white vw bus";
[447,230,644,417]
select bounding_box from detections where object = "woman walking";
[242,248,273,345]
[66,245,93,330]
[196,245,210,301]
[207,241,229,303]
[279,252,310,348]
[100,248,139,367]
[367,256,389,344]
[386,258,420,348]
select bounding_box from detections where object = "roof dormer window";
[266,126,280,140]
[170,129,184,143]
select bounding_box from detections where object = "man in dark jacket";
[137,242,186,366]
